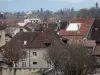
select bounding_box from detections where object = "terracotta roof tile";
[59,18,94,36]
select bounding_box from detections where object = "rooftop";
[8,31,61,48]
[59,18,94,36]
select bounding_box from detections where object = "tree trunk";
[0,67,2,75]
[14,62,17,75]
[54,68,58,75]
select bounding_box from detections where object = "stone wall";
[1,68,43,75]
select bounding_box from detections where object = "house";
[4,30,62,69]
[0,21,12,47]
[47,17,58,23]
[24,23,44,32]
[0,21,13,47]
[17,19,25,27]
[24,18,41,24]
[5,26,20,37]
[5,21,30,37]
[43,23,59,31]
[59,18,94,40]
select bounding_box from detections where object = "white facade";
[17,23,26,27]
[24,19,41,24]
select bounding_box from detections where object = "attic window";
[45,42,51,47]
[33,62,37,65]
[24,41,27,45]
[61,38,68,44]
[20,28,23,32]
[66,23,81,31]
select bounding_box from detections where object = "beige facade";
[2,68,43,75]
[17,48,48,69]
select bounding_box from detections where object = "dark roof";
[25,23,43,31]
[5,26,19,37]
[0,19,24,27]
[91,19,100,41]
[24,26,32,31]
[43,23,59,31]
[9,31,61,48]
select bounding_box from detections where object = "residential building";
[43,23,59,31]
[59,18,94,40]
[47,17,58,23]
[24,18,41,24]
[6,30,62,69]
[24,23,43,32]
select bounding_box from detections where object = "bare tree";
[45,42,98,75]
[1,40,27,75]
[45,43,65,75]
[77,8,88,18]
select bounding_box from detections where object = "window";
[95,28,98,31]
[61,38,68,44]
[33,52,37,56]
[33,62,37,65]
[45,42,51,46]
[20,28,23,32]
[24,40,27,45]
[22,62,26,68]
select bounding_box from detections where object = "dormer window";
[20,28,23,32]
[45,40,51,47]
[24,40,27,45]
[61,38,68,44]
[45,42,51,47]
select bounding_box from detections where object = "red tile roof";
[59,18,94,36]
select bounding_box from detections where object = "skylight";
[66,23,81,31]
[24,41,27,45]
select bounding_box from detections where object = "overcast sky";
[0,0,100,12]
